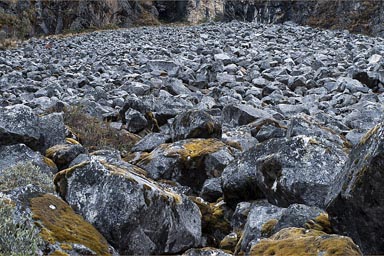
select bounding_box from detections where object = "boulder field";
[1,21,384,255]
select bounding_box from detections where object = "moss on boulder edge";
[250,227,362,256]
[30,193,111,255]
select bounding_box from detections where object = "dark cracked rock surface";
[2,20,383,255]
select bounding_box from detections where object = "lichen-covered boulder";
[237,202,330,254]
[0,104,43,151]
[54,159,201,255]
[249,228,362,256]
[137,138,235,192]
[240,135,347,208]
[327,123,384,254]
[46,143,86,170]
[1,185,114,256]
[171,110,222,141]
[0,144,57,175]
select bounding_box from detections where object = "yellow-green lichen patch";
[250,227,362,256]
[219,232,239,252]
[53,161,89,197]
[305,213,332,233]
[65,138,80,145]
[261,218,279,237]
[30,194,110,256]
[359,124,380,145]
[101,162,182,205]
[191,197,231,236]
[167,139,225,161]
[46,144,70,159]
[43,156,57,169]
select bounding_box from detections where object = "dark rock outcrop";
[327,123,384,254]
[224,0,384,37]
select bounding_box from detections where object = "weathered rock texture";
[224,0,384,37]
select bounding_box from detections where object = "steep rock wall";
[224,0,384,37]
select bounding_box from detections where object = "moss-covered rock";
[46,143,86,170]
[191,197,232,247]
[249,227,362,256]
[54,159,201,255]
[30,194,111,255]
[170,110,222,141]
[138,138,234,192]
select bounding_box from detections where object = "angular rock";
[327,123,384,254]
[0,104,42,151]
[199,177,223,202]
[46,143,86,170]
[171,110,222,141]
[131,133,171,152]
[39,112,66,152]
[240,136,347,208]
[138,138,234,192]
[0,144,56,175]
[222,104,273,126]
[55,160,201,255]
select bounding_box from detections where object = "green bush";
[0,200,44,255]
[0,162,54,193]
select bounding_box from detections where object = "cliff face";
[224,0,384,37]
[0,0,223,39]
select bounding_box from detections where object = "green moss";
[166,139,225,161]
[305,213,332,233]
[30,194,110,255]
[250,227,361,256]
[261,218,279,237]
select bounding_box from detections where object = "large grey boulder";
[0,104,43,151]
[0,144,56,175]
[137,138,234,192]
[238,135,347,208]
[55,159,201,255]
[327,123,384,254]
[171,110,222,141]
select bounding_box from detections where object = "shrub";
[63,106,139,153]
[0,199,44,255]
[0,162,54,193]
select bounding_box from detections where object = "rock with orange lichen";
[249,227,362,256]
[54,159,201,255]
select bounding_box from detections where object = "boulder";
[199,178,223,202]
[249,228,362,256]
[54,160,201,255]
[239,136,347,208]
[2,185,114,256]
[171,110,222,141]
[0,104,43,151]
[137,138,234,192]
[327,123,384,254]
[222,104,273,126]
[0,144,56,175]
[39,112,66,152]
[131,133,171,152]
[221,158,264,208]
[46,143,86,170]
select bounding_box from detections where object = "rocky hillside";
[225,0,384,37]
[0,0,224,40]
[1,21,384,255]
